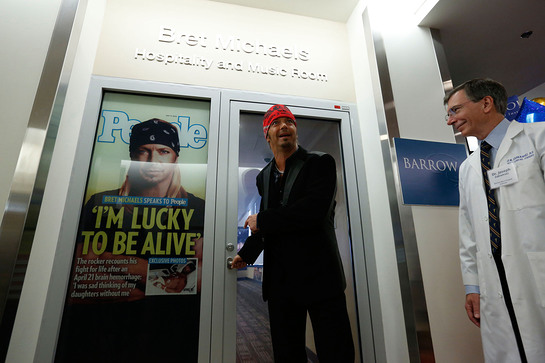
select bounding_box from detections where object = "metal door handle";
[227,257,233,269]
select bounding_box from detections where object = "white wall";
[6,1,107,361]
[93,0,356,102]
[0,0,62,225]
[346,2,410,362]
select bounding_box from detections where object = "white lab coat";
[459,120,545,363]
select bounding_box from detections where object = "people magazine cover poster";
[55,92,210,363]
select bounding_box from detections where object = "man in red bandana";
[232,105,354,362]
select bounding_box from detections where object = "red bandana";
[263,104,296,138]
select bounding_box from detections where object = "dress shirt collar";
[482,118,510,150]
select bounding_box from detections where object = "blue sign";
[505,95,520,121]
[394,138,468,206]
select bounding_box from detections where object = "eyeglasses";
[445,100,473,121]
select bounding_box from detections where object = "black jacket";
[238,147,347,303]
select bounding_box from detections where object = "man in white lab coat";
[445,78,545,363]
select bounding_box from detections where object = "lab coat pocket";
[503,161,545,210]
[528,252,545,307]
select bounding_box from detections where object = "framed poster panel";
[52,78,220,363]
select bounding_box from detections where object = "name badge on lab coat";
[487,164,518,189]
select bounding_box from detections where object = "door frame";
[214,90,379,362]
[31,79,382,362]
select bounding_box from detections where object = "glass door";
[216,98,374,362]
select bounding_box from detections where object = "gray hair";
[444,78,508,115]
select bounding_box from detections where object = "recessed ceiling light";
[521,30,533,39]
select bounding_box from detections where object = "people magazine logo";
[97,110,208,150]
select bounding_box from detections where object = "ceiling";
[210,0,545,97]
[420,0,545,97]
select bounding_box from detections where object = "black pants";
[267,293,355,363]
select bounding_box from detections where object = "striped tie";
[480,141,501,255]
